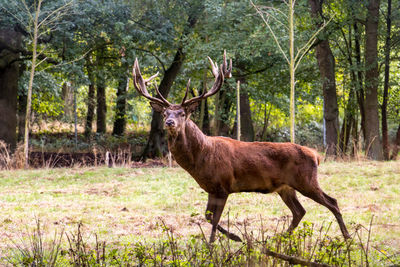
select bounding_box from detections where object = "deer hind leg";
[278,187,306,232]
[205,194,242,243]
[298,186,350,239]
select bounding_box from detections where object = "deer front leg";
[205,194,242,243]
[278,188,306,232]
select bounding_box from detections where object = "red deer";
[132,51,350,243]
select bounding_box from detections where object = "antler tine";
[181,79,191,105]
[207,56,219,77]
[145,72,159,85]
[222,50,232,78]
[154,82,172,106]
[132,58,170,107]
[182,51,230,107]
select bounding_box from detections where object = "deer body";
[169,119,319,196]
[132,51,350,242]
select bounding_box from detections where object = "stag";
[132,51,350,243]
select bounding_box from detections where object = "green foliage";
[4,218,399,266]
[1,0,399,147]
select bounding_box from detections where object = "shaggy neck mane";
[168,120,210,171]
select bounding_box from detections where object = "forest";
[0,0,400,265]
[0,0,399,164]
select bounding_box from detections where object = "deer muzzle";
[165,118,175,127]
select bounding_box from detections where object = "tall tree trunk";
[308,0,339,157]
[238,84,254,142]
[17,87,27,142]
[141,3,204,159]
[84,54,96,138]
[62,82,74,120]
[364,0,383,160]
[218,86,233,136]
[96,48,107,134]
[381,0,391,160]
[391,124,400,160]
[339,25,358,156]
[112,66,128,136]
[353,22,366,142]
[339,88,355,155]
[0,29,20,152]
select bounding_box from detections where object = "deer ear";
[150,102,165,113]
[184,102,200,114]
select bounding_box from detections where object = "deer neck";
[167,120,209,171]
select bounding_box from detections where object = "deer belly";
[231,174,283,194]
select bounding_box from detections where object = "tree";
[252,0,330,143]
[308,0,339,157]
[0,28,21,151]
[364,0,383,160]
[113,55,129,136]
[381,0,392,160]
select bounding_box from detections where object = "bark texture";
[391,124,400,160]
[96,49,107,134]
[364,0,383,160]
[112,67,128,136]
[308,0,339,157]
[381,0,391,160]
[0,29,21,151]
[84,55,96,137]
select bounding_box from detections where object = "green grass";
[0,160,399,258]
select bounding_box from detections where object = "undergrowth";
[2,217,399,266]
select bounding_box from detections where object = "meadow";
[0,160,399,265]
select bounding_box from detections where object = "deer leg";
[299,188,350,239]
[205,194,242,243]
[278,188,306,232]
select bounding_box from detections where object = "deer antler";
[182,50,232,107]
[132,58,171,107]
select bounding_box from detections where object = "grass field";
[0,160,399,262]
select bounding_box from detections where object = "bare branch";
[37,0,73,29]
[294,16,333,71]
[251,0,289,64]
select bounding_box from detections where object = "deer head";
[132,51,232,136]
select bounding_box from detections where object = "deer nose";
[165,119,175,127]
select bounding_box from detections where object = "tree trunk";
[308,0,339,157]
[96,49,107,134]
[391,124,400,160]
[84,54,96,138]
[261,103,272,141]
[353,22,366,142]
[381,0,391,160]
[17,87,27,142]
[238,85,254,142]
[0,29,20,152]
[364,0,383,160]
[339,25,358,156]
[218,86,233,136]
[62,82,74,120]
[112,67,128,136]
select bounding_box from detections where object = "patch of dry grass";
[0,160,399,256]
